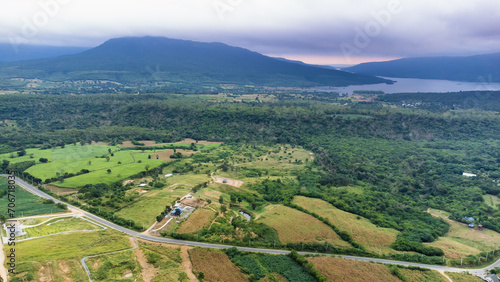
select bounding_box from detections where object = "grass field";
[138,242,187,282]
[177,208,216,234]
[292,196,399,253]
[427,209,500,258]
[188,248,248,282]
[398,268,446,282]
[18,217,101,239]
[11,230,131,281]
[257,204,351,247]
[115,189,178,227]
[0,177,66,218]
[0,143,117,165]
[308,256,400,282]
[483,194,500,209]
[445,272,483,281]
[87,250,140,281]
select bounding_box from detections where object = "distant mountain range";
[345,53,500,83]
[0,44,89,62]
[0,37,388,87]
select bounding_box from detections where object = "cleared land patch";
[398,268,446,282]
[177,208,216,234]
[308,256,400,282]
[257,204,351,247]
[484,194,500,209]
[293,196,399,253]
[18,217,101,240]
[188,248,248,282]
[427,209,500,258]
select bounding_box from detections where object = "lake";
[313,77,500,94]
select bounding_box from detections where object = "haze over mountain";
[0,44,89,62]
[345,53,500,83]
[0,36,388,87]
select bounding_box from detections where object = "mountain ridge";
[0,36,388,87]
[344,52,500,82]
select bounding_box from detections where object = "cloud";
[1,0,499,64]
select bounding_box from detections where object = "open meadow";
[257,204,351,248]
[188,248,248,282]
[292,196,399,253]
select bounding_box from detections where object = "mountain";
[0,36,388,87]
[0,44,89,62]
[344,53,500,82]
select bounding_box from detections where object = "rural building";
[171,208,183,216]
[223,179,228,183]
[165,173,173,178]
[464,217,475,222]
[468,223,475,228]
[463,172,477,177]
[139,183,148,187]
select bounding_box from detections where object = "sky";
[1,0,499,65]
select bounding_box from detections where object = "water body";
[239,211,251,221]
[313,77,500,95]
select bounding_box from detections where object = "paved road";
[3,174,500,275]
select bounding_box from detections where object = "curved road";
[4,175,500,276]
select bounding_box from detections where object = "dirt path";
[438,271,453,282]
[181,246,198,282]
[0,242,8,281]
[135,245,156,282]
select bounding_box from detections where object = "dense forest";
[1,92,500,257]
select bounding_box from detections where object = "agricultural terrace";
[426,209,500,258]
[257,205,351,248]
[188,248,248,282]
[292,196,399,253]
[0,177,66,218]
[11,230,131,281]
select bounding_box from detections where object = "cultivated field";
[292,196,399,253]
[177,208,216,234]
[484,194,500,209]
[0,178,66,218]
[188,248,248,282]
[308,256,400,282]
[427,209,500,258]
[257,204,351,247]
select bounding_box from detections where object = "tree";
[219,195,224,204]
[221,205,227,213]
[197,272,204,280]
[39,158,48,163]
[107,169,112,174]
[105,156,110,162]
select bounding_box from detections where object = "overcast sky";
[1,0,499,64]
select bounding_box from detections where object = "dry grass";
[427,209,500,258]
[445,272,483,281]
[175,138,221,145]
[188,248,248,282]
[213,176,244,187]
[398,268,446,282]
[257,205,351,248]
[43,185,78,195]
[308,256,401,282]
[293,196,399,253]
[177,209,216,234]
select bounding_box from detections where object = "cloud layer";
[1,0,499,64]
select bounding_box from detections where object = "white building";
[463,172,477,177]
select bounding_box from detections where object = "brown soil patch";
[177,209,216,234]
[181,197,207,207]
[90,141,109,145]
[121,140,170,148]
[43,185,77,195]
[122,180,134,186]
[309,256,401,282]
[150,149,196,161]
[175,138,221,145]
[213,176,244,188]
[58,261,70,274]
[181,246,198,282]
[188,248,248,282]
[135,247,157,282]
[37,262,54,282]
